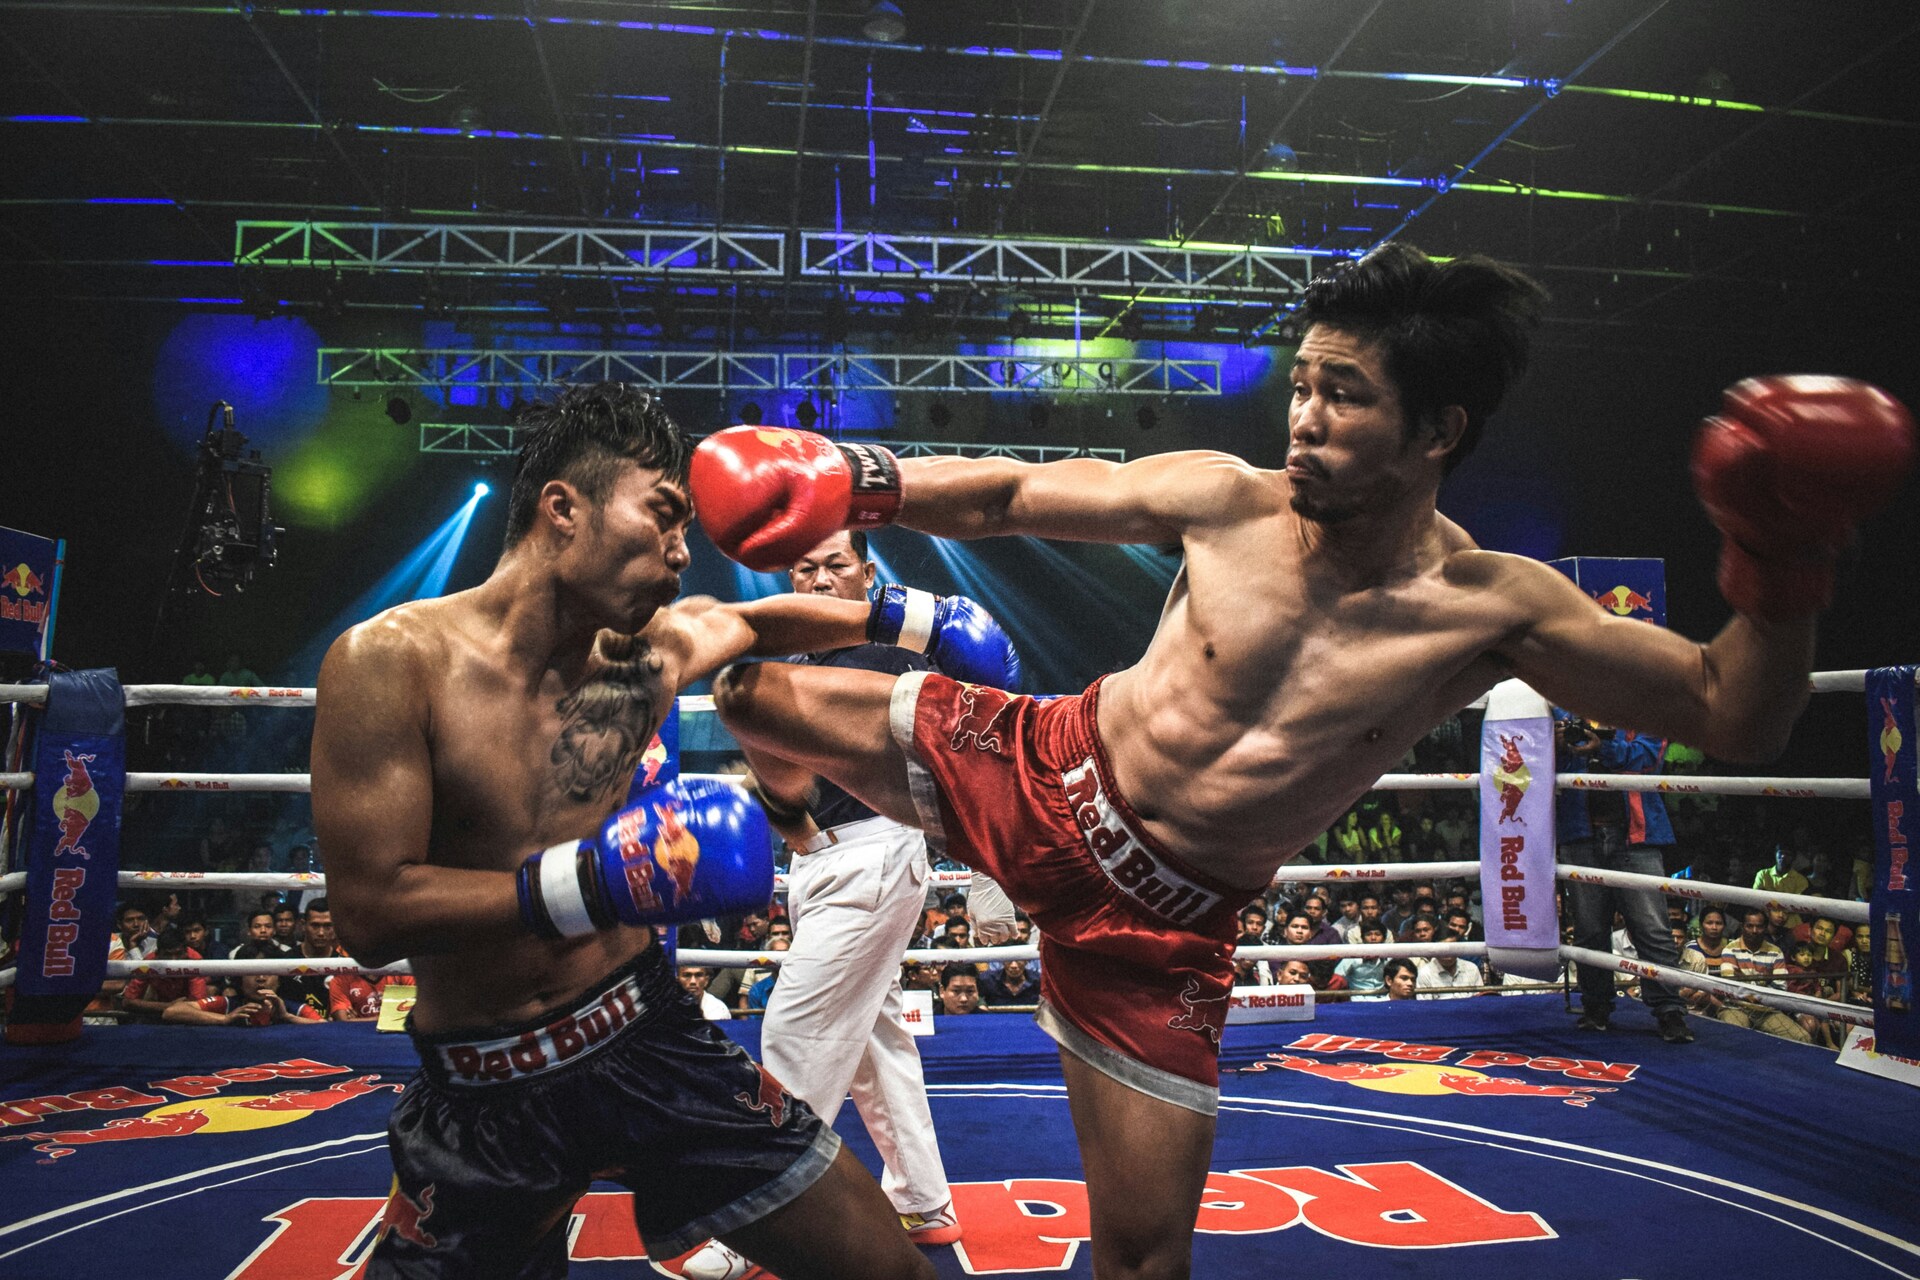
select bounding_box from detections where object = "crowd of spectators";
[65,690,1871,1046]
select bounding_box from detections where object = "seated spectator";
[166,963,321,1026]
[1276,911,1316,948]
[1329,812,1367,864]
[180,916,213,959]
[1012,914,1034,947]
[744,923,793,1011]
[1714,907,1813,1043]
[1442,909,1475,945]
[1752,845,1810,904]
[1232,955,1272,987]
[1416,951,1481,999]
[119,927,209,1021]
[1299,894,1342,946]
[1792,915,1853,962]
[937,963,982,1016]
[1760,901,1798,947]
[982,959,1039,1006]
[272,902,302,949]
[677,966,731,1021]
[1331,896,1364,945]
[1403,916,1441,963]
[110,901,157,962]
[329,969,417,1022]
[1404,815,1448,862]
[1367,810,1404,863]
[941,916,973,950]
[1396,898,1442,943]
[1380,886,1415,935]
[278,898,343,1020]
[1273,957,1327,994]
[940,891,970,925]
[230,911,284,960]
[1333,922,1391,997]
[901,961,943,994]
[1236,904,1270,947]
[1846,923,1873,1006]
[1381,958,1419,1001]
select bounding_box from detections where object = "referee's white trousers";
[760,818,949,1216]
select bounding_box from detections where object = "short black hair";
[303,896,330,917]
[848,529,869,561]
[1383,957,1419,982]
[1297,241,1548,474]
[155,925,187,953]
[505,383,692,547]
[231,941,279,962]
[940,962,979,989]
[1360,921,1389,940]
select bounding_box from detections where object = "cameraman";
[1556,711,1693,1044]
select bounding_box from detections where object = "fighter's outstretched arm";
[1487,553,1814,763]
[312,621,524,968]
[690,426,1261,569]
[648,594,871,687]
[894,449,1254,544]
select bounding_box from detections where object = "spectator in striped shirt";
[1711,907,1811,1043]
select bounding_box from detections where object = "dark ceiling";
[3,0,1917,345]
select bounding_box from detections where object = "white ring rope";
[0,770,1873,800]
[0,667,1907,711]
[1557,863,1867,925]
[1558,943,1872,1029]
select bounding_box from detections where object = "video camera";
[169,402,282,597]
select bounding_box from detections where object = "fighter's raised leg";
[715,662,918,830]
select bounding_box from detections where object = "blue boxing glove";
[517,778,773,939]
[867,584,1022,689]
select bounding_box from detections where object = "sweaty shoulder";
[1157,450,1285,525]
[319,599,452,709]
[1441,549,1588,629]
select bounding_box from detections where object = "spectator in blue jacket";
[1557,711,1692,1044]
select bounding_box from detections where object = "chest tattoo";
[549,637,664,804]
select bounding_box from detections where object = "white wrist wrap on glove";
[897,588,938,653]
[537,841,597,938]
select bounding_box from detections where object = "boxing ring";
[2,674,1917,1278]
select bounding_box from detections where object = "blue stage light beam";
[282,490,482,682]
[1116,542,1180,588]
[415,488,487,600]
[921,538,1085,695]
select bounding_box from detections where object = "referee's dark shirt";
[788,644,933,830]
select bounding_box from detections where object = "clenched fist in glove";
[691,427,902,571]
[1691,376,1914,620]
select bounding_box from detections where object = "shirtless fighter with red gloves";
[689,243,1915,1280]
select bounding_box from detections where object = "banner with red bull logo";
[1478,681,1559,980]
[1546,557,1666,628]
[0,524,60,660]
[8,669,126,1043]
[1866,665,1918,1057]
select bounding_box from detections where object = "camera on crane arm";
[170,401,283,597]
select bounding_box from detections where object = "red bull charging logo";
[0,1060,395,1162]
[1235,1034,1638,1109]
[1881,696,1904,784]
[1592,585,1654,617]
[50,750,100,860]
[1491,733,1532,824]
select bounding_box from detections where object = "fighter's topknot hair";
[1297,242,1549,473]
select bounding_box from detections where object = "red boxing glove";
[1692,376,1914,619]
[690,427,902,571]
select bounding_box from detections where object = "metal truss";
[236,222,786,277]
[233,221,1309,299]
[785,353,1217,395]
[800,232,1315,298]
[320,349,783,390]
[420,426,1126,464]
[324,349,1220,395]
